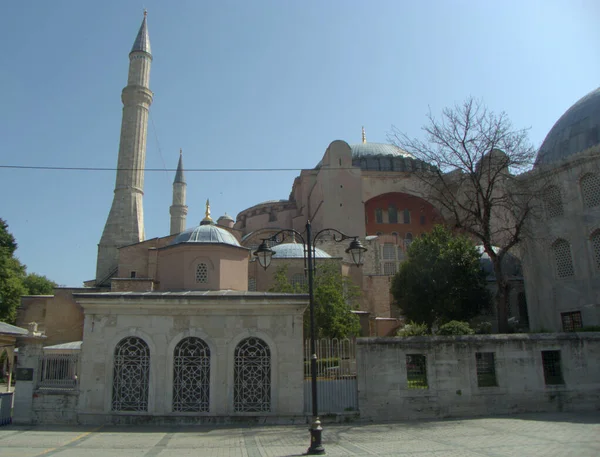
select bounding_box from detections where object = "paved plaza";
[0,412,598,457]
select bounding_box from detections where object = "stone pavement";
[0,412,598,457]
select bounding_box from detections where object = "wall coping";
[357,332,600,345]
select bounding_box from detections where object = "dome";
[271,243,331,259]
[535,87,600,167]
[171,223,241,247]
[217,214,234,222]
[350,142,413,159]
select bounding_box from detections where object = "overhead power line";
[0,165,306,172]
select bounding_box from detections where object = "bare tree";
[389,97,538,332]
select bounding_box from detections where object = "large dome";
[350,142,412,159]
[171,223,241,247]
[536,87,600,167]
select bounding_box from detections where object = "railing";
[304,338,358,413]
[38,354,79,390]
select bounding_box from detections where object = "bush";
[396,321,429,337]
[576,326,600,332]
[473,321,492,334]
[437,320,474,335]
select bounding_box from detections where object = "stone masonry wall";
[357,333,600,421]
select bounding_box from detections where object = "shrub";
[396,321,429,337]
[576,326,600,332]
[473,321,492,334]
[437,320,474,335]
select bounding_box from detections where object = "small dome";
[171,224,241,247]
[271,243,331,259]
[536,87,600,167]
[350,142,413,159]
[218,214,234,222]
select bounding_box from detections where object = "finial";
[362,126,366,144]
[201,198,213,224]
[144,9,147,17]
[179,148,182,156]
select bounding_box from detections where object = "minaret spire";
[362,126,366,143]
[96,12,154,284]
[170,149,188,235]
[201,199,214,225]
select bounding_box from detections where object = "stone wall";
[32,391,78,424]
[357,333,600,421]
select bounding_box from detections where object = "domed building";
[519,87,600,332]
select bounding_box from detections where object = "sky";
[0,0,599,287]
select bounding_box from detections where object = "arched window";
[591,230,600,270]
[403,209,411,224]
[375,208,383,224]
[581,173,600,208]
[173,337,210,412]
[388,204,398,224]
[552,239,574,278]
[112,337,150,412]
[234,337,271,412]
[195,263,208,283]
[291,273,307,289]
[544,185,564,218]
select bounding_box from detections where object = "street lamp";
[254,220,367,455]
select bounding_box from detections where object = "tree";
[390,225,491,328]
[0,219,57,323]
[390,98,537,332]
[269,263,362,339]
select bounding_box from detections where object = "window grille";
[234,338,271,412]
[551,239,574,278]
[38,354,79,389]
[172,337,210,412]
[383,262,397,275]
[475,352,497,387]
[406,354,427,389]
[382,243,396,260]
[541,350,564,385]
[581,173,600,208]
[112,337,150,411]
[248,277,256,291]
[403,209,411,224]
[195,263,208,283]
[561,311,583,332]
[591,231,600,270]
[388,205,398,224]
[291,273,307,289]
[375,208,383,224]
[544,185,564,218]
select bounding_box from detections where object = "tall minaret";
[96,12,153,284]
[170,149,188,235]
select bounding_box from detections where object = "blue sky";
[0,0,599,287]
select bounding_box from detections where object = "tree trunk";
[495,279,511,333]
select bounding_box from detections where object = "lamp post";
[254,220,367,455]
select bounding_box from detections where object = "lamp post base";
[307,417,325,455]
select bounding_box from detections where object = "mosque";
[12,11,600,423]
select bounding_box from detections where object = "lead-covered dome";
[271,243,331,259]
[350,142,412,159]
[535,87,600,167]
[171,223,241,247]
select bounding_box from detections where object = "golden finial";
[362,126,366,144]
[202,199,213,224]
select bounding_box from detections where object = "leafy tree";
[390,225,491,329]
[390,98,537,332]
[0,219,57,323]
[269,263,361,339]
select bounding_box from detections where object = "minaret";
[362,126,367,143]
[170,149,188,235]
[96,12,153,284]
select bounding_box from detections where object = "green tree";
[269,263,362,338]
[390,225,491,329]
[0,219,57,323]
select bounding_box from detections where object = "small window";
[580,173,600,208]
[405,233,413,248]
[541,350,564,385]
[130,271,136,279]
[195,263,208,283]
[591,230,600,270]
[248,277,256,292]
[406,354,427,389]
[375,208,383,224]
[420,214,426,225]
[475,352,497,387]
[552,239,574,278]
[382,243,396,260]
[561,311,582,332]
[388,205,398,224]
[403,209,411,224]
[544,185,564,219]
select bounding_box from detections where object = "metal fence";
[0,392,13,426]
[38,354,79,390]
[303,338,358,414]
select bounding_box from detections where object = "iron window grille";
[561,311,583,332]
[544,185,564,219]
[172,337,210,412]
[195,263,208,283]
[112,337,150,412]
[475,352,497,387]
[234,337,271,412]
[581,173,600,208]
[541,350,564,385]
[591,231,600,270]
[406,354,428,389]
[552,239,575,278]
